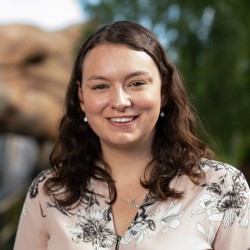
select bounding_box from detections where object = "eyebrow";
[86,70,151,82]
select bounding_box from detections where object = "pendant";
[127,200,138,208]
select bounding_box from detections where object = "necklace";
[118,189,145,208]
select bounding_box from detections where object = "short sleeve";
[212,167,250,249]
[14,170,50,250]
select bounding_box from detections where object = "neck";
[101,142,153,186]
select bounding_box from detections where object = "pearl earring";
[160,111,165,117]
[84,116,88,122]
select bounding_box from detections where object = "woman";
[14,21,250,249]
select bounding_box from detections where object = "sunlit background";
[0,0,249,248]
[0,0,85,30]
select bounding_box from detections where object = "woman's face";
[78,44,164,151]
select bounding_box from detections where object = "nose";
[109,86,131,111]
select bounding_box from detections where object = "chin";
[110,138,143,149]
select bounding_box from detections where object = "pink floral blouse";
[14,159,250,249]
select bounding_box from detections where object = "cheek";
[135,92,162,111]
[84,96,107,114]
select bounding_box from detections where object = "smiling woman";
[78,44,163,150]
[14,21,250,250]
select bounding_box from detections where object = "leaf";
[207,225,216,245]
[207,213,224,222]
[196,223,206,234]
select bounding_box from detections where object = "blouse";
[14,159,250,249]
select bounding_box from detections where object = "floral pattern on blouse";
[14,160,250,250]
[67,206,116,250]
[29,169,50,199]
[67,195,185,248]
[122,196,157,245]
[191,160,249,229]
[159,201,183,233]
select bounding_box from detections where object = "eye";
[92,84,109,90]
[129,81,146,87]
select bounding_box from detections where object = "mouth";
[109,116,137,123]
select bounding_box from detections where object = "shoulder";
[20,169,52,217]
[199,158,249,200]
[200,158,246,182]
[28,169,52,200]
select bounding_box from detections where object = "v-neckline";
[109,193,155,238]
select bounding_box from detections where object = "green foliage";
[78,0,250,166]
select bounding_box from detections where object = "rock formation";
[0,23,84,140]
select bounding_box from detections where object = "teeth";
[111,117,134,123]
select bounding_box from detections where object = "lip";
[107,115,138,125]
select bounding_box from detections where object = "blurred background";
[0,0,249,248]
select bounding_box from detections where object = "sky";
[0,0,85,30]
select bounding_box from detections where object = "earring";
[84,116,88,122]
[160,110,165,117]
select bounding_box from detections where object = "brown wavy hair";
[44,20,214,207]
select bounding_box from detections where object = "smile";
[110,117,136,123]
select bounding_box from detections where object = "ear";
[77,81,85,112]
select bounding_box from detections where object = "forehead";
[82,44,159,78]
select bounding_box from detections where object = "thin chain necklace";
[118,189,145,208]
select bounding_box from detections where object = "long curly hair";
[44,20,214,207]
